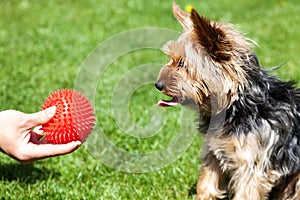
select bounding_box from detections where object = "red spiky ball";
[41,89,95,144]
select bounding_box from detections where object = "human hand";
[0,107,81,163]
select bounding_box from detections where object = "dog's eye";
[177,57,185,67]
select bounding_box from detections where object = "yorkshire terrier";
[155,3,300,200]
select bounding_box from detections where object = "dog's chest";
[204,131,276,172]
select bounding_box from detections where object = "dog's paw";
[196,188,226,200]
[195,192,216,200]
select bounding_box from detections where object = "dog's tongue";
[157,97,179,107]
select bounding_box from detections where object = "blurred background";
[0,0,299,199]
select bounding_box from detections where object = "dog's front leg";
[231,165,274,200]
[196,152,226,200]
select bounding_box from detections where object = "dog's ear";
[190,9,232,62]
[172,2,193,32]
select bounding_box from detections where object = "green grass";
[0,0,300,199]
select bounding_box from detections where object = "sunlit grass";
[0,0,299,199]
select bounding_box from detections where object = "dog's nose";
[155,82,164,91]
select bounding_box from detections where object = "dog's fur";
[155,3,300,200]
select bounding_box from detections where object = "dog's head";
[155,3,259,114]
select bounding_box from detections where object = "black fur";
[198,53,300,196]
[269,170,300,200]
[158,4,300,198]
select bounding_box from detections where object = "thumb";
[26,106,56,127]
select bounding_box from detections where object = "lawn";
[0,0,299,199]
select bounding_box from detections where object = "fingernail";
[46,106,57,117]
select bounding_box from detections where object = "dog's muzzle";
[155,82,164,91]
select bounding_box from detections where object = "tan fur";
[201,120,280,200]
[196,152,226,200]
[159,4,255,114]
[156,3,300,200]
[271,174,300,200]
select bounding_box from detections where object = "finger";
[32,125,44,135]
[26,106,56,128]
[23,141,82,162]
